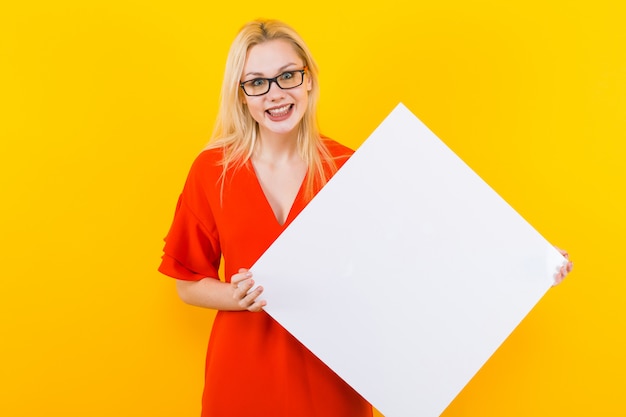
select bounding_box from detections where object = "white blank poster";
[251,103,566,417]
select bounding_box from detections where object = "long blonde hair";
[207,19,336,201]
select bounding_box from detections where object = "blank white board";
[251,103,566,417]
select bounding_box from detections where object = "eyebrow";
[243,63,301,79]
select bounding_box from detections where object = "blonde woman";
[159,19,372,416]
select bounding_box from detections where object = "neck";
[255,130,300,164]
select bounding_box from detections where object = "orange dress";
[159,139,372,417]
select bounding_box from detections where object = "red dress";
[159,139,372,417]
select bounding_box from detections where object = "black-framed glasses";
[240,67,307,96]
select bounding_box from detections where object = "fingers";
[553,260,574,286]
[236,283,265,312]
[553,268,565,286]
[231,268,266,312]
[551,246,574,286]
[554,246,569,259]
[231,268,251,287]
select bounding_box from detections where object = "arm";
[176,268,267,312]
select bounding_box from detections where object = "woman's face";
[241,39,312,141]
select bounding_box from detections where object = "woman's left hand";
[553,246,574,286]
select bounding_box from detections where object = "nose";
[266,79,285,99]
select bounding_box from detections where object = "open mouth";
[266,104,293,119]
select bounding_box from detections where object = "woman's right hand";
[231,268,266,312]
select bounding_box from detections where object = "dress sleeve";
[158,155,221,281]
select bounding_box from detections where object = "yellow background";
[1,1,624,416]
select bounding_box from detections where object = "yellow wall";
[1,1,624,416]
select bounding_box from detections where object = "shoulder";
[179,147,226,198]
[320,136,354,171]
[184,147,225,181]
[192,147,224,170]
[321,136,355,157]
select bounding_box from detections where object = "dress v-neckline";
[247,160,307,227]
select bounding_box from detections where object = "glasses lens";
[275,70,304,89]
[242,70,305,96]
[243,79,269,96]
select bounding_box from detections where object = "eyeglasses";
[240,67,307,97]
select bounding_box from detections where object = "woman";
[159,19,373,416]
[160,18,574,417]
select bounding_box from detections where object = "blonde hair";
[207,19,336,201]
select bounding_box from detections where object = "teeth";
[268,104,291,116]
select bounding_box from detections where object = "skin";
[175,39,574,313]
[176,39,311,312]
[553,246,574,286]
[241,39,312,144]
